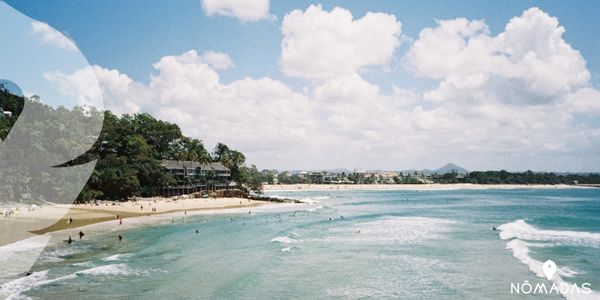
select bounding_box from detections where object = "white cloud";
[405,7,590,106]
[43,66,103,108]
[400,7,600,170]
[201,0,273,22]
[146,50,316,151]
[281,5,402,79]
[30,21,77,52]
[565,88,600,115]
[91,66,151,115]
[62,7,600,171]
[199,51,235,70]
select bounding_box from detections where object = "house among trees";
[162,160,231,188]
[0,106,12,118]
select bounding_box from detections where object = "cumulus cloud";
[199,51,235,70]
[400,7,600,169]
[146,51,316,151]
[30,21,77,52]
[91,66,151,115]
[405,7,590,106]
[49,7,600,171]
[201,0,273,21]
[281,5,402,79]
[43,66,103,108]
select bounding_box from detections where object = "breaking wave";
[271,236,299,244]
[0,264,134,299]
[499,220,599,300]
[498,220,600,248]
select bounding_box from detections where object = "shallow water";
[2,189,599,299]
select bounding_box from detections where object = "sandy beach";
[0,196,297,284]
[264,183,594,192]
[0,196,278,247]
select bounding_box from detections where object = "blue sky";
[7,0,600,88]
[1,1,102,108]
[4,0,600,171]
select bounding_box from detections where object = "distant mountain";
[434,163,468,174]
[398,163,468,175]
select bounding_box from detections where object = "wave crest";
[498,219,600,248]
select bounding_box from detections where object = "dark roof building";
[162,160,230,180]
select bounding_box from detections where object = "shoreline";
[44,198,302,243]
[0,197,301,285]
[0,196,297,248]
[264,183,595,192]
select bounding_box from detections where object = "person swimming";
[78,231,84,239]
[195,230,199,234]
[118,235,123,241]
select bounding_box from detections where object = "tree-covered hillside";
[1,86,256,202]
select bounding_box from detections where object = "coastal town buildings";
[162,160,231,188]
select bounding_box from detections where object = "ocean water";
[1,188,599,299]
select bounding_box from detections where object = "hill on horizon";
[402,163,469,175]
[432,163,469,174]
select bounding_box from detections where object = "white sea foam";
[322,217,455,245]
[0,263,134,299]
[37,247,82,263]
[71,261,94,267]
[500,220,599,300]
[305,205,324,212]
[281,247,292,252]
[0,270,76,300]
[271,236,299,244]
[0,236,51,285]
[498,220,600,248]
[298,196,329,204]
[76,263,131,276]
[101,253,132,262]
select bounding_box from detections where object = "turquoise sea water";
[2,188,599,299]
